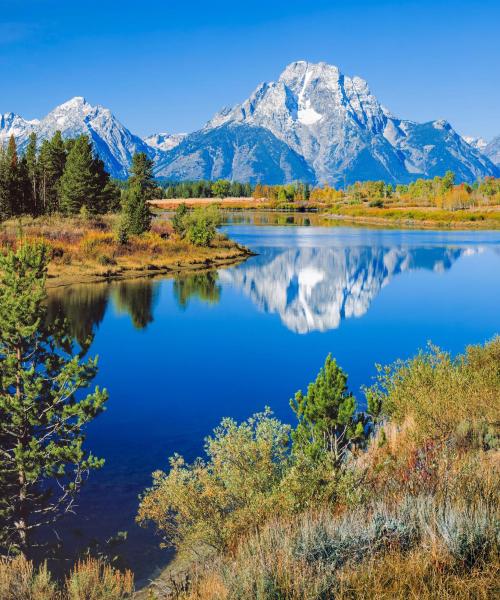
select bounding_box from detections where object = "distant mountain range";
[1,62,499,183]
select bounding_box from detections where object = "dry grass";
[150,198,269,209]
[0,555,133,600]
[0,214,250,287]
[327,205,500,228]
[335,548,499,599]
[180,495,499,600]
[149,338,500,600]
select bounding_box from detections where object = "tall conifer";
[25,132,39,215]
[38,131,67,213]
[0,243,107,553]
[58,135,99,215]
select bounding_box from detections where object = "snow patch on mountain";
[463,135,488,152]
[144,132,186,152]
[0,97,156,178]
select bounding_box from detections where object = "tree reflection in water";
[112,280,160,330]
[45,271,223,345]
[173,271,221,310]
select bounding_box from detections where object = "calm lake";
[44,221,500,579]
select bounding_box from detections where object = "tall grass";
[160,338,500,599]
[0,556,133,600]
[183,496,498,599]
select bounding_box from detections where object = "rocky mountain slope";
[2,66,498,183]
[484,135,500,166]
[0,97,156,179]
[175,61,496,185]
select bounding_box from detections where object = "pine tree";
[24,132,39,215]
[0,145,9,220]
[0,136,24,217]
[38,131,67,213]
[121,183,152,235]
[59,135,100,215]
[128,152,156,200]
[92,156,121,213]
[290,354,364,462]
[17,155,31,215]
[0,243,108,553]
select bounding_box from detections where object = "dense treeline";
[0,133,121,219]
[158,174,500,209]
[2,131,499,216]
[161,179,253,199]
[0,132,158,240]
[309,171,500,209]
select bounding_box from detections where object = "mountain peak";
[59,96,88,109]
[1,97,155,178]
[199,60,499,184]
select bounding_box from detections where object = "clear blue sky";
[1,0,499,139]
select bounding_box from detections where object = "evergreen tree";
[121,183,152,235]
[5,136,22,216]
[128,152,156,200]
[38,131,67,213]
[17,155,32,215]
[24,133,39,215]
[90,155,121,213]
[0,243,107,553]
[172,202,188,236]
[290,354,365,462]
[0,145,9,220]
[59,135,100,215]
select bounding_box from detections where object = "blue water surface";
[45,224,500,579]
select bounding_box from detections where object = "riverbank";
[0,214,253,288]
[325,205,500,229]
[151,198,500,229]
[135,337,500,600]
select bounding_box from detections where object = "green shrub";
[172,202,189,236]
[137,409,291,555]
[184,205,222,247]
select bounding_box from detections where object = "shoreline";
[323,212,500,230]
[151,199,500,230]
[45,245,254,289]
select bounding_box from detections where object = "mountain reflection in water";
[220,245,467,333]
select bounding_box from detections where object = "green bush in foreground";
[139,337,499,599]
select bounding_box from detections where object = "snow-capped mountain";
[143,132,186,152]
[156,61,498,184]
[0,97,156,179]
[463,136,488,153]
[0,113,39,148]
[484,135,500,166]
[2,70,498,184]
